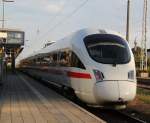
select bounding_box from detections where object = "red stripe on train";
[67,71,92,79]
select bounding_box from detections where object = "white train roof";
[23,28,126,60]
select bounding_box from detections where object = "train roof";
[23,28,126,60]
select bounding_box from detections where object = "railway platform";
[0,72,104,123]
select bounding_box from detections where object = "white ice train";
[20,28,137,108]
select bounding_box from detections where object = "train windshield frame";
[84,34,131,64]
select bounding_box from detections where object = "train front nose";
[94,81,136,104]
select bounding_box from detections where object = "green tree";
[132,47,141,69]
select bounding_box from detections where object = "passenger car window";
[71,52,85,69]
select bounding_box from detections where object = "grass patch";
[137,88,150,104]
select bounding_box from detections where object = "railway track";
[137,78,150,86]
[22,72,149,123]
[85,108,147,123]
[137,84,150,90]
[113,110,147,123]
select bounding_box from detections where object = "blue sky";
[0,0,150,59]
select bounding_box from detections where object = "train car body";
[20,28,137,108]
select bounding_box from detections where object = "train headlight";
[93,69,104,82]
[128,70,134,80]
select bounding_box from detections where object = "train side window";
[33,59,36,65]
[40,57,44,65]
[52,53,58,66]
[59,51,70,67]
[39,57,43,65]
[49,54,54,65]
[36,57,41,65]
[71,52,85,69]
[41,56,49,66]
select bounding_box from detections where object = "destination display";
[0,30,24,45]
[6,31,24,45]
[0,32,7,38]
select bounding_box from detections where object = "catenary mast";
[140,0,148,71]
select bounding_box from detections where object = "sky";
[0,0,150,60]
